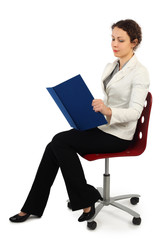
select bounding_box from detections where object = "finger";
[92,99,98,106]
[92,99,101,106]
[93,105,102,112]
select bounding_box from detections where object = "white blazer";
[98,55,150,140]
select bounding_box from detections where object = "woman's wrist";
[105,107,112,122]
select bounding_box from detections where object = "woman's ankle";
[83,207,91,213]
[19,212,27,216]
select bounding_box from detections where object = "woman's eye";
[112,38,124,42]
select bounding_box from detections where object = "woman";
[9,19,150,223]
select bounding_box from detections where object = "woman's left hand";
[92,99,112,118]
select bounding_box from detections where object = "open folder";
[46,74,107,130]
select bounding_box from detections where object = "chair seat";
[84,142,145,161]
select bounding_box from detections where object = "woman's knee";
[51,131,68,147]
[51,129,78,149]
[46,131,68,149]
[45,141,52,152]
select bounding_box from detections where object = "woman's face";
[111,27,136,59]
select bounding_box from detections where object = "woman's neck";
[119,52,134,69]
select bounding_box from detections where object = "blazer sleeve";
[109,69,150,125]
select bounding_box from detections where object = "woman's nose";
[113,40,118,47]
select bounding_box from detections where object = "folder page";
[47,74,107,130]
[46,87,77,129]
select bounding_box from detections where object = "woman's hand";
[92,99,112,121]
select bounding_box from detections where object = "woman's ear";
[131,39,138,49]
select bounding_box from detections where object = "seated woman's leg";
[49,128,130,211]
[10,128,130,222]
[50,129,102,211]
[20,142,59,217]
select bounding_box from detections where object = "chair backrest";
[127,92,152,155]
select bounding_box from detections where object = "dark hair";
[111,19,142,51]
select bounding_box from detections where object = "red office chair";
[84,92,152,230]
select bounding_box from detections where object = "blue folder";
[46,74,107,130]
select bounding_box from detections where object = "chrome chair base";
[88,186,140,223]
[87,158,141,228]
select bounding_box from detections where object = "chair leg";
[87,158,141,223]
[110,201,140,218]
[112,194,140,202]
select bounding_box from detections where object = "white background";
[0,0,159,239]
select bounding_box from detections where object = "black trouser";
[21,128,131,217]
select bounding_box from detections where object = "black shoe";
[78,204,95,222]
[9,213,30,223]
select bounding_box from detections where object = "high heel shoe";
[9,213,30,223]
[78,204,95,222]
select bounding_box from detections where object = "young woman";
[9,19,150,223]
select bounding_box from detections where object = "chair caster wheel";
[132,217,141,225]
[130,197,139,205]
[87,221,97,230]
[67,202,72,210]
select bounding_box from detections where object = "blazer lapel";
[103,55,138,92]
[101,60,118,94]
